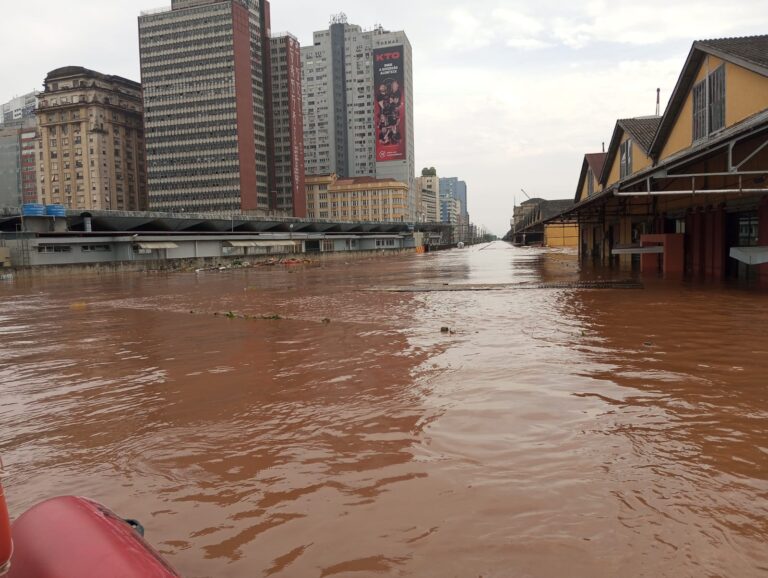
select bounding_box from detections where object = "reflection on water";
[0,243,766,577]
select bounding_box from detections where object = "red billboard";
[374,46,406,163]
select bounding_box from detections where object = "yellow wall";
[578,176,590,202]
[606,133,652,187]
[726,61,768,126]
[578,168,602,202]
[306,175,408,222]
[660,56,768,160]
[544,223,579,248]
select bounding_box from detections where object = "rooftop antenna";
[602,142,605,153]
[520,188,531,200]
[656,88,661,116]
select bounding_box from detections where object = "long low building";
[549,35,768,286]
[0,208,453,269]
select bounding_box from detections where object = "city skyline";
[1,0,766,233]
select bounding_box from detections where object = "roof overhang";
[137,242,178,249]
[730,246,768,265]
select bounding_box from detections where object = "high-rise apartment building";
[36,67,148,211]
[139,0,305,216]
[301,15,415,219]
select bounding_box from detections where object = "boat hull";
[7,496,179,578]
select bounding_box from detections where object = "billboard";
[374,46,406,163]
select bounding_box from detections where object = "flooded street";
[1,242,767,577]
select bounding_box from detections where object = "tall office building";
[416,169,440,222]
[36,67,148,211]
[0,92,38,126]
[439,177,468,222]
[139,0,305,216]
[0,93,40,208]
[269,34,306,217]
[301,15,415,219]
[0,119,38,209]
[20,127,40,204]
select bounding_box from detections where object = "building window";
[37,245,71,253]
[587,168,595,197]
[619,139,633,179]
[81,245,111,252]
[693,65,726,141]
[708,65,725,134]
[693,80,707,141]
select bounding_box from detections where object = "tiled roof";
[585,153,607,179]
[540,199,575,221]
[618,117,662,154]
[696,35,768,72]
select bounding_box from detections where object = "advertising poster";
[374,46,406,162]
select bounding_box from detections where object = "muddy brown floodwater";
[1,242,767,577]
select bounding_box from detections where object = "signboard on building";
[373,46,406,163]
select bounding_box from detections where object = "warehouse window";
[619,139,633,179]
[693,65,725,141]
[693,80,707,140]
[708,65,725,134]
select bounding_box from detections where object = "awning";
[226,241,259,247]
[730,246,768,265]
[255,241,298,247]
[137,242,178,250]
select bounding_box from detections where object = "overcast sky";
[1,0,766,234]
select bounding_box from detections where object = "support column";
[704,208,714,278]
[692,208,703,276]
[759,199,768,288]
[685,211,694,274]
[712,205,726,280]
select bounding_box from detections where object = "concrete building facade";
[35,67,148,211]
[305,173,408,222]
[139,0,305,216]
[301,15,415,218]
[20,127,40,204]
[1,92,38,126]
[0,93,39,209]
[416,173,440,222]
[0,128,22,209]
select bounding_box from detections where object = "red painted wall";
[232,2,258,211]
[286,37,307,218]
